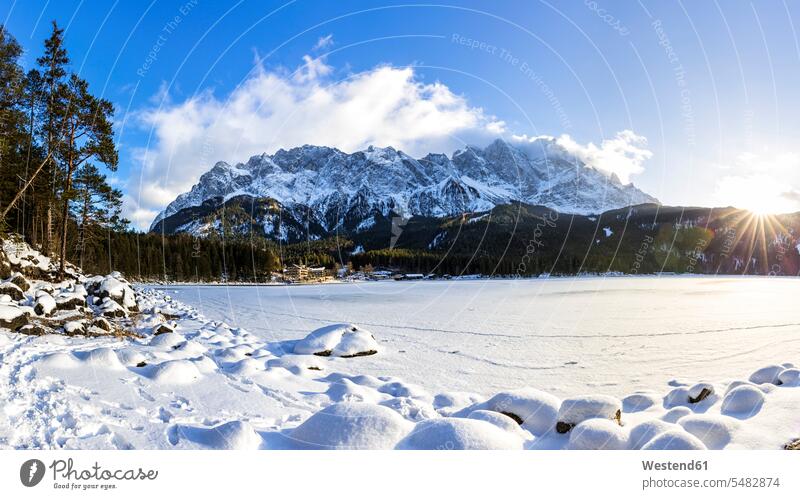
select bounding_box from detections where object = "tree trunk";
[59,122,75,277]
[0,151,52,221]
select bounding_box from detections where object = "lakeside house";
[283,264,330,282]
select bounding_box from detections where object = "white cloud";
[124,59,503,229]
[511,130,652,183]
[313,34,334,51]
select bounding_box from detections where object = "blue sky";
[3,0,800,228]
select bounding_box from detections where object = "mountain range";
[150,138,658,243]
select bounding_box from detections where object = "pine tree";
[56,74,118,276]
[36,21,69,254]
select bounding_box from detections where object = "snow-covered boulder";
[8,272,30,291]
[454,388,560,435]
[777,368,800,387]
[556,395,622,433]
[152,322,175,335]
[687,382,715,403]
[147,359,203,385]
[0,281,24,301]
[628,420,680,450]
[721,385,765,417]
[679,415,737,449]
[63,320,85,336]
[467,410,533,439]
[99,297,127,318]
[293,323,379,358]
[622,391,660,412]
[18,324,48,336]
[749,365,785,385]
[661,406,693,423]
[92,274,138,310]
[55,292,85,310]
[396,417,524,450]
[172,421,262,450]
[91,317,112,332]
[148,332,186,349]
[290,402,412,449]
[567,419,628,450]
[33,292,56,316]
[641,430,707,450]
[78,347,126,371]
[0,303,28,330]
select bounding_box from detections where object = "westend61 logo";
[19,458,158,491]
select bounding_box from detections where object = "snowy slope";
[150,138,658,237]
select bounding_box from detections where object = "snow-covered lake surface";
[156,276,800,399]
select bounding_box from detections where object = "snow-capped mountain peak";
[150,140,658,238]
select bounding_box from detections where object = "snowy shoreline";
[1,240,799,450]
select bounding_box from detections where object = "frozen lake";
[157,276,800,398]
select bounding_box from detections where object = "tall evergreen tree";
[36,21,69,256]
[56,74,118,275]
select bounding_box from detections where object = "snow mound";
[556,395,622,433]
[293,323,379,357]
[147,359,203,385]
[678,415,737,449]
[622,391,659,412]
[628,420,680,450]
[148,333,185,349]
[721,385,764,417]
[396,417,524,450]
[38,352,81,369]
[432,392,482,415]
[325,379,386,404]
[77,348,125,371]
[777,368,800,387]
[173,421,262,450]
[749,365,785,385]
[567,419,628,450]
[641,429,707,450]
[661,406,692,423]
[467,410,533,439]
[289,402,412,449]
[379,397,439,422]
[455,388,560,435]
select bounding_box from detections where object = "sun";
[716,175,798,215]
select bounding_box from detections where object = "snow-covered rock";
[678,415,737,449]
[467,410,533,439]
[147,360,203,385]
[172,421,262,450]
[777,368,800,387]
[721,385,765,417]
[0,281,24,301]
[567,419,628,450]
[454,388,560,435]
[556,395,622,433]
[293,323,379,357]
[33,292,56,316]
[289,402,412,449]
[628,420,680,450]
[622,391,660,412]
[749,365,785,385]
[0,303,27,330]
[396,417,524,450]
[641,430,707,450]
